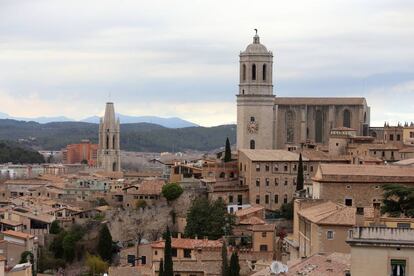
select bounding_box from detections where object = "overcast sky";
[0,0,413,126]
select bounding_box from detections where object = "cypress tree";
[97,224,113,262]
[159,259,164,276]
[163,227,173,276]
[224,137,232,162]
[228,252,240,276]
[221,241,228,276]
[296,153,304,191]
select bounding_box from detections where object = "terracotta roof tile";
[151,238,222,249]
[240,149,306,162]
[298,201,356,226]
[288,253,350,275]
[2,230,34,239]
[239,216,266,225]
[235,206,264,218]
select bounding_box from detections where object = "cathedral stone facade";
[97,102,121,172]
[237,33,370,150]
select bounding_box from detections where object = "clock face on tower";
[247,121,259,134]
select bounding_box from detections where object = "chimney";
[355,207,364,227]
[177,233,182,239]
[195,235,198,240]
[204,236,208,241]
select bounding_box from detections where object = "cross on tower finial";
[254,28,258,35]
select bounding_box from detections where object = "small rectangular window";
[261,232,267,237]
[274,195,279,204]
[256,195,260,204]
[256,178,260,187]
[265,195,269,204]
[274,178,278,186]
[265,178,269,186]
[265,165,270,172]
[172,248,177,257]
[259,245,268,252]
[327,230,334,240]
[391,259,406,276]
[184,249,191,258]
[256,164,260,172]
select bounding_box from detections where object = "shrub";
[162,183,183,201]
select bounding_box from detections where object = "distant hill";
[0,112,198,128]
[0,140,45,164]
[81,114,198,128]
[0,119,236,152]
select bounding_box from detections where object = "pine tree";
[159,259,164,276]
[221,242,228,276]
[228,252,240,276]
[163,227,173,276]
[224,137,232,162]
[296,153,304,191]
[97,224,113,262]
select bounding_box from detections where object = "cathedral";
[237,33,371,150]
[97,102,121,172]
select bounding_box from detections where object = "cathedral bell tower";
[98,102,121,172]
[237,31,275,150]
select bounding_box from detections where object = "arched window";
[343,109,351,128]
[262,64,266,81]
[112,162,117,172]
[250,140,255,149]
[315,110,324,143]
[286,110,295,143]
[106,135,110,150]
[252,64,256,80]
[242,64,246,81]
[250,116,255,122]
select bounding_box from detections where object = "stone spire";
[97,102,121,172]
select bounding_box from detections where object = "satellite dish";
[270,261,288,274]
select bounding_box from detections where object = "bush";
[135,199,147,209]
[162,183,183,201]
[85,254,108,275]
[50,220,61,234]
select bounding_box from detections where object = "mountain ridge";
[0,119,236,152]
[0,112,198,128]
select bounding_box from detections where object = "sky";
[0,0,413,126]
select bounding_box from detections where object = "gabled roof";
[239,216,266,225]
[314,164,414,183]
[239,150,306,162]
[235,206,264,218]
[2,230,34,240]
[298,201,356,226]
[151,238,222,249]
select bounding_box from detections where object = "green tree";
[221,242,229,276]
[228,252,240,276]
[97,224,113,262]
[159,259,164,276]
[224,137,232,162]
[381,184,414,217]
[62,233,77,262]
[49,231,67,259]
[85,254,108,275]
[296,153,304,191]
[19,251,34,264]
[49,220,61,234]
[280,201,293,220]
[163,227,173,276]
[185,198,234,240]
[162,183,183,201]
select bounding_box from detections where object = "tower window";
[250,140,255,149]
[343,109,351,128]
[262,64,267,81]
[106,135,110,150]
[252,64,256,80]
[242,64,246,81]
[286,111,295,143]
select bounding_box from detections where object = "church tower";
[98,102,121,172]
[237,31,275,150]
